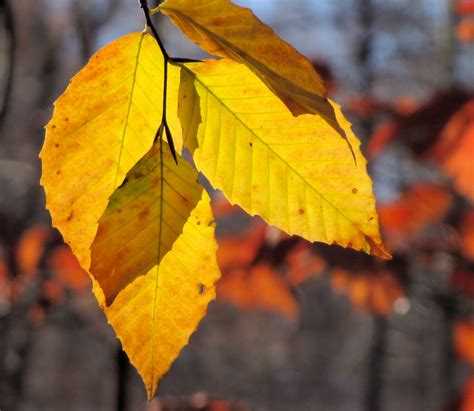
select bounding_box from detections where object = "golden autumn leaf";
[40,32,181,270]
[157,0,346,139]
[178,59,390,259]
[99,190,219,399]
[40,30,219,399]
[40,1,391,398]
[90,138,203,305]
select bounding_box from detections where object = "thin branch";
[0,0,15,131]
[366,315,387,411]
[139,0,169,62]
[139,0,179,162]
[116,347,129,411]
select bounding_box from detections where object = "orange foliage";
[451,269,474,298]
[216,221,266,270]
[442,122,474,202]
[378,184,453,250]
[428,100,474,202]
[216,220,299,320]
[330,269,404,315]
[16,226,52,277]
[42,280,65,304]
[366,121,398,159]
[330,268,351,292]
[392,97,421,116]
[212,192,241,219]
[218,264,299,320]
[460,211,474,261]
[48,245,89,291]
[454,321,474,365]
[0,259,10,301]
[151,394,251,411]
[286,242,326,285]
[0,224,89,319]
[457,18,474,41]
[346,96,383,118]
[461,377,474,411]
[457,0,474,15]
[216,216,325,320]
[28,305,46,327]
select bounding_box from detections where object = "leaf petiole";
[140,0,178,164]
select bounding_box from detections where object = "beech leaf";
[91,140,220,398]
[157,0,346,140]
[41,32,170,269]
[90,138,204,305]
[178,59,390,259]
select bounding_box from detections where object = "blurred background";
[0,0,473,410]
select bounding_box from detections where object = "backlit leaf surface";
[179,59,389,259]
[41,32,217,399]
[158,0,343,132]
[100,188,220,399]
[90,139,203,305]
[90,141,220,397]
[41,32,177,270]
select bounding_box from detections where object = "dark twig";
[116,347,129,411]
[356,2,388,411]
[139,0,178,163]
[366,315,387,411]
[139,0,169,61]
[0,0,15,131]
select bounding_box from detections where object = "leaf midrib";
[114,33,146,187]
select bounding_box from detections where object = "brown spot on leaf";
[249,142,253,147]
[352,188,358,194]
[54,143,59,148]
[198,283,206,294]
[52,125,56,129]
[138,208,150,221]
[66,211,74,222]
[299,209,305,215]
[207,220,216,227]
[56,170,61,176]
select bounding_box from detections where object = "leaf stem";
[139,0,178,164]
[139,0,169,62]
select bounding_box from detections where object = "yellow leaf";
[178,59,390,259]
[158,0,342,131]
[91,139,220,398]
[90,138,203,305]
[40,32,181,270]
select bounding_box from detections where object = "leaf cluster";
[40,0,388,398]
